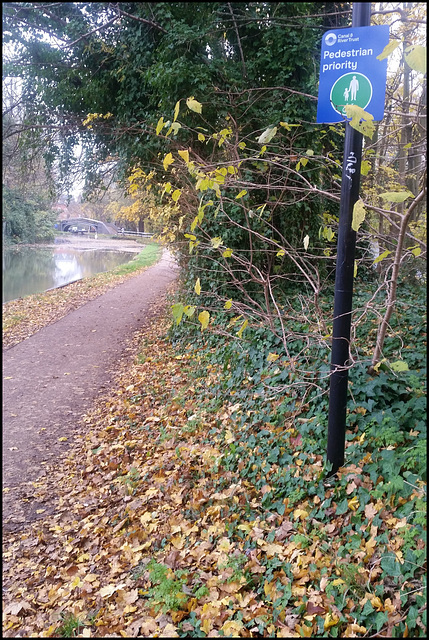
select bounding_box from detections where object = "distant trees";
[2,77,57,242]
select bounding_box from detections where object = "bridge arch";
[58,217,119,235]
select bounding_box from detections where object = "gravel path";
[2,250,179,531]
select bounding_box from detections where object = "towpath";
[2,250,179,531]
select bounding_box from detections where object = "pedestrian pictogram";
[330,72,372,116]
[317,25,389,123]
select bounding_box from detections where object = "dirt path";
[2,250,179,532]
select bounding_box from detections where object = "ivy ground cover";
[2,286,426,638]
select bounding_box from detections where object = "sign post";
[317,21,389,124]
[317,4,389,475]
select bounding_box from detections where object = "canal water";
[2,245,136,303]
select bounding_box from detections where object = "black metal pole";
[326,2,371,475]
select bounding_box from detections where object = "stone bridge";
[57,217,119,235]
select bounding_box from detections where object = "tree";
[3,2,426,374]
[2,76,57,242]
[2,1,348,210]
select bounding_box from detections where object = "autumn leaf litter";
[2,307,426,637]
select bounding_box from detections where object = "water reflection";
[2,246,135,303]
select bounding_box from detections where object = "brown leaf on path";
[306,600,326,615]
[275,519,294,540]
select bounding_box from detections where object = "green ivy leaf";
[380,555,401,577]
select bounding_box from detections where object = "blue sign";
[317,25,389,123]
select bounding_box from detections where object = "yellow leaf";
[222,247,233,258]
[198,133,206,142]
[163,152,174,171]
[361,160,371,176]
[198,310,210,331]
[373,249,391,265]
[324,612,340,631]
[344,623,367,635]
[201,619,212,634]
[257,125,277,144]
[237,319,248,338]
[225,430,235,444]
[352,199,366,232]
[348,496,360,511]
[370,596,384,611]
[379,190,414,203]
[404,45,426,74]
[263,542,284,557]
[376,39,401,61]
[267,352,279,362]
[220,620,244,636]
[344,105,375,139]
[218,537,233,552]
[224,299,232,309]
[331,578,345,586]
[156,117,165,135]
[354,260,358,278]
[178,149,189,163]
[171,189,181,202]
[171,535,185,549]
[194,278,201,295]
[211,236,223,248]
[58,437,67,442]
[186,96,202,114]
[173,100,180,122]
[293,508,309,520]
[364,538,377,560]
[235,189,247,199]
